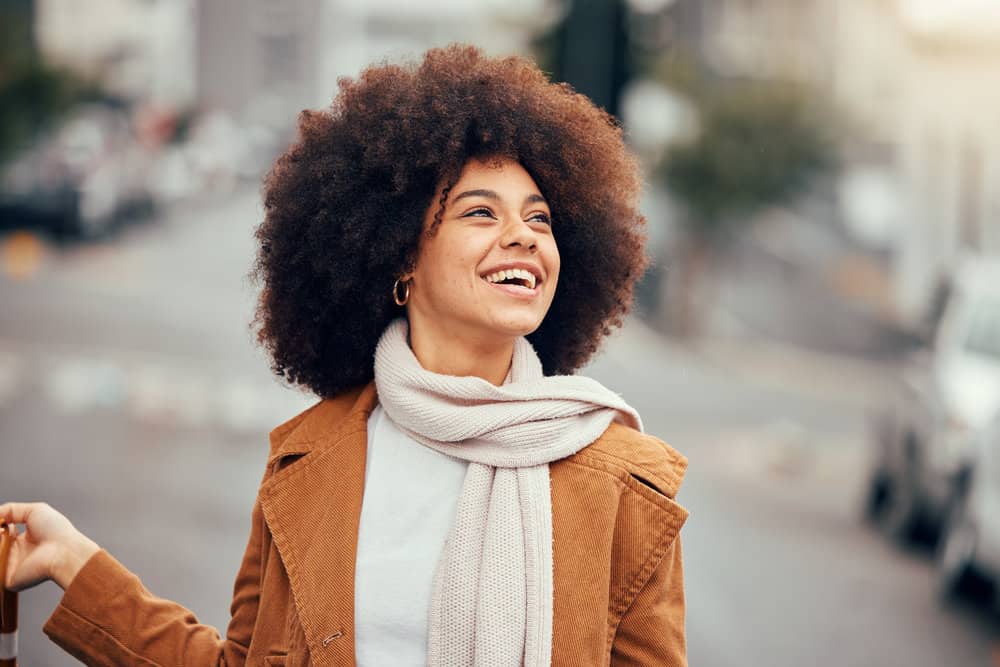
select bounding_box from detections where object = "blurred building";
[196,0,549,133]
[831,1,1000,324]
[667,0,1000,330]
[35,0,197,107]
[196,0,320,132]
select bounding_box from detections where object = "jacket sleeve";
[42,492,267,666]
[610,534,687,667]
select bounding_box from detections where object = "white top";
[354,404,470,666]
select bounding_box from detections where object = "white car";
[866,256,1000,543]
[938,405,1000,606]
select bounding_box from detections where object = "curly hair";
[253,43,648,398]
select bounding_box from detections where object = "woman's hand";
[0,502,100,592]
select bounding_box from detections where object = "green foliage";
[0,5,97,166]
[657,78,834,239]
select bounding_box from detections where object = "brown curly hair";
[253,43,647,398]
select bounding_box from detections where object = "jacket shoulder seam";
[561,457,687,519]
[560,458,627,490]
[570,447,684,499]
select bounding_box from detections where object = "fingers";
[0,501,49,526]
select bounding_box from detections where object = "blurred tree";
[656,74,835,336]
[0,1,95,167]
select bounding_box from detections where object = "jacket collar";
[259,381,378,665]
[266,382,378,466]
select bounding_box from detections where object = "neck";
[406,318,514,386]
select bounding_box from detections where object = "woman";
[0,44,688,666]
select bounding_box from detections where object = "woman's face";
[405,157,560,345]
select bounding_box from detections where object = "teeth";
[484,268,537,289]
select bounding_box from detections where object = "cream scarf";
[373,318,641,666]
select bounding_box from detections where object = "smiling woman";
[254,43,650,398]
[0,44,689,667]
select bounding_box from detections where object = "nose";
[499,217,538,252]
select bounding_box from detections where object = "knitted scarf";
[373,318,642,666]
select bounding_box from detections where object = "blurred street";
[2,191,997,666]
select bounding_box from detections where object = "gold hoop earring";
[393,278,411,306]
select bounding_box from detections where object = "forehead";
[449,157,543,197]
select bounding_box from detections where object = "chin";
[487,312,546,338]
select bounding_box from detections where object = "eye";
[463,207,496,219]
[528,212,552,225]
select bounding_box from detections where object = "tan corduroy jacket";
[43,381,689,666]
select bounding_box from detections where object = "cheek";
[419,237,480,293]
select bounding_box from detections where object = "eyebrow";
[451,189,547,206]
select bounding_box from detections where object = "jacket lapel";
[259,382,378,666]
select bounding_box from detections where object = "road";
[1,189,997,666]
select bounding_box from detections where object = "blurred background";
[2,0,1000,664]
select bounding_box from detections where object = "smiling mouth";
[482,268,539,290]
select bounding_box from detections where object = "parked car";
[865,256,1000,544]
[0,104,156,239]
[938,404,1000,606]
[146,111,287,205]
